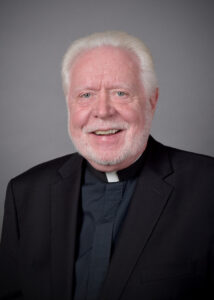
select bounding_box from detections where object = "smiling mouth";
[93,129,121,136]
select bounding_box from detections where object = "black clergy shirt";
[73,153,146,300]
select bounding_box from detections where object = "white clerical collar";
[105,171,119,183]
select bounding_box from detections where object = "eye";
[117,91,126,97]
[80,92,91,98]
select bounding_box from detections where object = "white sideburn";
[105,171,119,183]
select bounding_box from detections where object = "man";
[0,31,213,300]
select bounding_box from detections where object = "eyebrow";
[72,84,133,93]
[73,86,100,93]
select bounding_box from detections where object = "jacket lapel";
[50,154,83,300]
[100,138,174,300]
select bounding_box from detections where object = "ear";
[149,87,159,112]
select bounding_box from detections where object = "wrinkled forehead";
[69,46,142,89]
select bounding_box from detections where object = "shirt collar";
[85,149,147,183]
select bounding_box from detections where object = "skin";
[66,46,158,172]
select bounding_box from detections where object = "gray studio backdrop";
[1,0,214,234]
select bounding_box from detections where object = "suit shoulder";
[150,137,214,163]
[162,142,214,172]
[10,152,80,186]
[167,144,214,162]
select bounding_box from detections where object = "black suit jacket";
[0,136,214,300]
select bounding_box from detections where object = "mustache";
[83,121,129,133]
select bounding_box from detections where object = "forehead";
[69,46,141,88]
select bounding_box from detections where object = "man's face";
[67,46,157,172]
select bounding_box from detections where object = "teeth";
[94,129,120,135]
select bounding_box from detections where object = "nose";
[93,91,115,119]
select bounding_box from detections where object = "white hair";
[61,31,158,99]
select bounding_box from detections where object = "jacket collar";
[99,136,174,300]
[51,153,83,300]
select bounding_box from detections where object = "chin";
[86,152,128,166]
[78,146,129,166]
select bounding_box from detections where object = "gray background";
[0,0,214,233]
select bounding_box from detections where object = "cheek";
[120,104,145,129]
[68,104,90,131]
